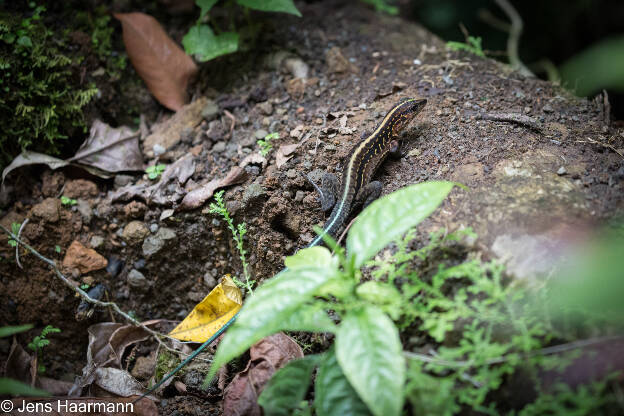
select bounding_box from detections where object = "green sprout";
[60,195,77,206]
[27,325,61,374]
[7,222,20,247]
[258,132,279,156]
[146,164,166,180]
[447,36,485,57]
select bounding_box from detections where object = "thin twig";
[223,110,236,139]
[576,137,624,158]
[16,218,28,269]
[404,335,623,368]
[494,0,533,77]
[0,224,210,361]
[478,112,542,132]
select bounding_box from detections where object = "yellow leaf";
[169,275,242,342]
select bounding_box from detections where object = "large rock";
[62,241,107,274]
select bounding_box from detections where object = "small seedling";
[446,36,485,57]
[60,195,77,206]
[208,190,255,293]
[80,283,90,290]
[7,222,20,247]
[257,132,279,156]
[54,245,61,253]
[146,164,166,180]
[27,325,61,374]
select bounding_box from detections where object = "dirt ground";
[1,1,623,414]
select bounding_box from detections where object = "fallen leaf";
[87,322,153,368]
[69,119,143,172]
[179,166,247,210]
[114,12,198,111]
[169,275,242,342]
[7,396,158,416]
[275,143,300,168]
[94,367,146,397]
[223,333,303,416]
[2,152,68,185]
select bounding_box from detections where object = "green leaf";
[16,35,32,48]
[360,0,398,15]
[258,355,320,416]
[182,25,238,62]
[560,35,624,96]
[347,181,456,268]
[0,377,50,396]
[196,0,219,20]
[236,0,302,16]
[0,324,33,338]
[315,348,371,416]
[208,267,338,380]
[335,306,404,416]
[284,246,336,269]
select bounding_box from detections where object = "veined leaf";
[315,348,371,416]
[208,267,338,380]
[0,324,33,338]
[335,306,404,416]
[284,246,336,269]
[182,24,238,62]
[347,181,456,268]
[258,355,320,416]
[236,0,302,17]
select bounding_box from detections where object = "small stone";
[325,46,358,73]
[557,166,567,176]
[123,201,147,219]
[127,269,147,288]
[149,223,158,233]
[257,101,273,116]
[63,241,108,274]
[75,200,93,225]
[64,179,98,199]
[290,125,304,139]
[114,174,134,188]
[156,227,176,241]
[286,169,297,179]
[153,144,166,156]
[242,183,266,207]
[212,141,226,153]
[254,129,269,139]
[543,104,554,113]
[201,99,220,121]
[82,276,95,286]
[187,291,204,302]
[131,355,155,380]
[203,272,217,288]
[89,236,104,249]
[294,190,305,202]
[31,198,61,223]
[160,209,175,221]
[142,235,164,257]
[106,256,125,278]
[122,221,150,245]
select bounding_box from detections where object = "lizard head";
[391,98,427,135]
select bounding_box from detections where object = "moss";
[0,3,98,168]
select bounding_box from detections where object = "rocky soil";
[1,1,623,414]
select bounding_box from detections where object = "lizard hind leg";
[355,180,382,209]
[306,172,340,212]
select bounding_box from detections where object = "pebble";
[290,125,304,139]
[294,190,305,202]
[257,101,273,116]
[286,169,297,179]
[156,227,177,241]
[557,166,567,176]
[114,174,134,188]
[150,223,158,233]
[153,144,166,156]
[212,141,226,153]
[254,129,268,139]
[542,104,554,113]
[62,241,107,274]
[142,235,164,257]
[76,199,92,224]
[121,221,150,245]
[201,99,220,121]
[89,235,105,249]
[127,269,147,288]
[203,271,217,288]
[106,256,125,278]
[242,183,266,207]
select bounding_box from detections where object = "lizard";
[135,96,427,402]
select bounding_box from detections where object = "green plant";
[7,222,20,247]
[257,132,278,156]
[54,245,61,253]
[360,0,398,15]
[80,283,90,290]
[208,190,254,293]
[0,3,98,167]
[145,164,166,180]
[27,325,61,374]
[60,195,77,206]
[182,0,301,62]
[0,323,50,396]
[447,36,486,57]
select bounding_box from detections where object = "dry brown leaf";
[275,143,300,168]
[179,166,247,210]
[114,12,198,111]
[223,333,303,416]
